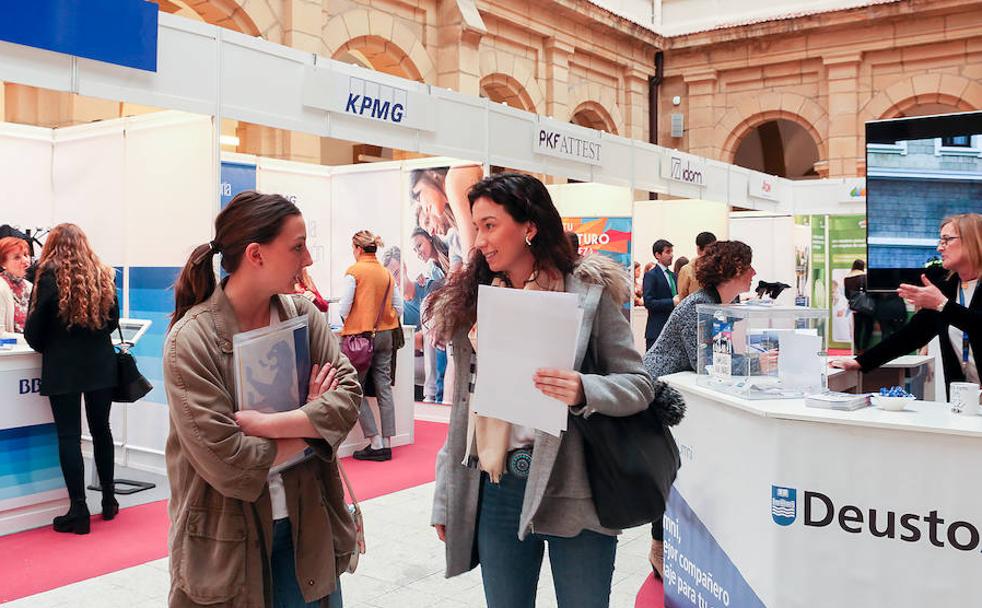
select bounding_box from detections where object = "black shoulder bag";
[113,324,153,403]
[571,378,683,530]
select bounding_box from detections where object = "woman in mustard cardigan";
[340,230,403,461]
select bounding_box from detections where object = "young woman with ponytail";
[163,191,362,608]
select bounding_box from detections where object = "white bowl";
[871,395,915,411]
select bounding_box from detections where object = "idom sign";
[773,486,982,553]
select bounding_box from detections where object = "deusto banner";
[665,386,982,607]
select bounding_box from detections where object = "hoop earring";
[525,235,532,247]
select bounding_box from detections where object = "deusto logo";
[771,486,796,526]
[772,486,982,553]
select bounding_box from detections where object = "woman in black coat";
[24,224,119,535]
[834,214,982,395]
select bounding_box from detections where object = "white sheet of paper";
[470,285,583,436]
[778,331,823,389]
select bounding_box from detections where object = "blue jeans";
[435,347,448,402]
[476,474,617,608]
[271,519,342,608]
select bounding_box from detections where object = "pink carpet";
[0,419,448,603]
[635,573,666,608]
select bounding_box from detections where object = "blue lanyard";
[959,284,970,364]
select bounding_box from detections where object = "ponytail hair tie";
[210,240,222,254]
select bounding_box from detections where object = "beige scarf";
[464,268,566,482]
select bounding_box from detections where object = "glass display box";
[696,303,829,399]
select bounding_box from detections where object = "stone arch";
[155,0,271,37]
[480,73,538,112]
[718,92,828,164]
[570,101,619,135]
[567,81,623,134]
[479,50,545,112]
[324,10,435,83]
[859,74,982,122]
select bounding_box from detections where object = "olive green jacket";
[164,287,362,607]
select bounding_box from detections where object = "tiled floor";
[5,481,652,607]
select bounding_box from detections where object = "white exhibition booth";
[2,12,896,587]
[663,372,982,607]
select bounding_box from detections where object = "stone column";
[244,0,322,164]
[683,69,718,158]
[544,36,575,121]
[622,67,649,142]
[436,0,485,96]
[824,53,863,178]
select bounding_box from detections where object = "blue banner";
[221,161,257,210]
[664,490,765,608]
[0,0,159,72]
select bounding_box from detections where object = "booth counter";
[661,371,982,607]
[1,326,415,536]
[0,343,68,536]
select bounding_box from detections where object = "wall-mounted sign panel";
[662,151,706,186]
[0,0,158,72]
[303,66,434,131]
[534,123,603,166]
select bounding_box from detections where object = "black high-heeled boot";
[53,500,91,534]
[101,495,119,521]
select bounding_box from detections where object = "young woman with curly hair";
[24,223,120,535]
[641,239,755,576]
[428,173,665,608]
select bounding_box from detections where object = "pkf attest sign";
[534,127,603,166]
[303,67,434,131]
[662,152,706,187]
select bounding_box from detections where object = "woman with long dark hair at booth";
[24,224,119,535]
[164,191,362,607]
[427,173,660,608]
[833,213,982,393]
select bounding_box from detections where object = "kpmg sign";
[0,0,158,72]
[303,67,434,131]
[534,127,603,166]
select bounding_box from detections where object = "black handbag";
[571,384,683,530]
[848,291,875,316]
[113,325,152,403]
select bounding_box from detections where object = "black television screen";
[865,110,982,290]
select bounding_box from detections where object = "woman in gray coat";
[642,240,757,578]
[426,173,659,608]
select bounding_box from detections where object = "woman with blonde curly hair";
[25,223,119,535]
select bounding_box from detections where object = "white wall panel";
[633,199,729,267]
[77,15,219,116]
[419,89,486,161]
[730,215,797,305]
[123,113,214,266]
[488,105,544,173]
[633,142,667,193]
[221,31,325,134]
[256,159,333,296]
[52,123,126,266]
[0,124,54,229]
[595,133,635,187]
[0,40,72,94]
[548,183,634,217]
[329,167,403,323]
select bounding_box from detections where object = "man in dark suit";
[643,239,677,351]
